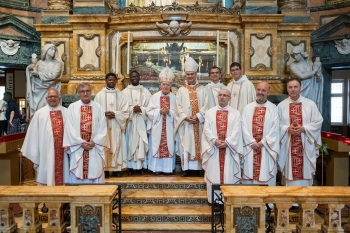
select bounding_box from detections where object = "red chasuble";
[158,96,171,158]
[252,107,266,181]
[289,102,303,180]
[49,110,64,185]
[80,106,93,179]
[183,84,202,160]
[216,110,228,184]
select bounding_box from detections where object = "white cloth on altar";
[227,75,256,113]
[63,100,108,183]
[241,101,280,186]
[147,91,176,173]
[201,105,243,202]
[174,83,209,171]
[21,105,69,186]
[94,87,129,171]
[205,82,227,109]
[277,96,323,186]
[122,85,152,170]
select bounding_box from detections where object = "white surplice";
[122,85,152,170]
[63,100,108,184]
[241,101,280,186]
[227,75,256,113]
[174,83,209,171]
[147,91,176,173]
[94,87,129,171]
[277,96,323,186]
[201,105,243,202]
[21,105,69,186]
[205,82,227,109]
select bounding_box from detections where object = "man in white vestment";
[205,66,227,109]
[202,89,243,202]
[278,77,323,186]
[122,70,152,175]
[241,82,280,186]
[227,62,256,113]
[21,88,69,186]
[147,67,176,175]
[174,57,209,177]
[94,73,129,178]
[63,82,108,184]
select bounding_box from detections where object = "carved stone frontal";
[233,206,260,233]
[76,205,102,233]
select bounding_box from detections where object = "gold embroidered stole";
[80,106,93,179]
[289,102,304,180]
[216,110,228,184]
[49,110,64,185]
[252,107,266,181]
[158,96,171,158]
[183,83,202,160]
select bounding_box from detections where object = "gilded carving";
[95,47,102,57]
[156,20,192,36]
[76,47,83,57]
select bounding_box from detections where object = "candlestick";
[227,31,230,74]
[216,30,219,67]
[115,31,119,74]
[127,31,130,74]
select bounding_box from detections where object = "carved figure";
[156,20,192,36]
[289,46,324,113]
[26,44,63,118]
[0,39,20,55]
[334,39,350,54]
[166,42,184,52]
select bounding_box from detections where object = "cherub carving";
[156,20,192,36]
[334,38,350,54]
[0,39,20,55]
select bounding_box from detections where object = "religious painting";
[125,41,225,93]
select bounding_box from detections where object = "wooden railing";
[0,185,118,233]
[221,186,350,233]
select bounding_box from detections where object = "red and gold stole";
[80,106,93,179]
[158,96,170,158]
[289,102,303,180]
[183,84,202,160]
[216,110,228,184]
[49,110,64,186]
[252,107,266,181]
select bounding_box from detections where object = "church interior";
[1,0,350,232]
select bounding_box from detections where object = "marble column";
[0,203,17,232]
[18,203,42,233]
[271,203,293,233]
[321,204,345,233]
[296,203,318,233]
[45,203,67,233]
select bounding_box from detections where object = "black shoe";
[140,169,145,175]
[181,171,189,177]
[155,172,161,175]
[127,169,134,176]
[112,171,121,177]
[104,171,110,178]
[197,170,204,177]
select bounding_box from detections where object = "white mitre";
[184,57,198,72]
[159,66,174,83]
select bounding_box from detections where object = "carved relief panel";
[77,34,101,71]
[249,33,273,71]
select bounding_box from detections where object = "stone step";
[121,189,208,205]
[115,205,212,223]
[122,223,211,232]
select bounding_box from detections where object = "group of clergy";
[21,56,323,204]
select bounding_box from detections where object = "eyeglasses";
[79,90,91,94]
[218,94,230,97]
[210,72,220,74]
[47,96,59,99]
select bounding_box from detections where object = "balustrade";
[221,186,350,233]
[0,185,118,233]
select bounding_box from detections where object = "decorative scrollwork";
[256,33,267,39]
[108,0,240,15]
[267,46,273,56]
[249,47,254,56]
[95,47,102,57]
[76,47,83,57]
[83,34,95,40]
[83,64,97,71]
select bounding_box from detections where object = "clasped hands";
[288,124,305,136]
[185,115,198,124]
[81,141,95,151]
[133,105,142,114]
[215,139,227,149]
[105,111,115,119]
[251,141,263,150]
[159,107,169,116]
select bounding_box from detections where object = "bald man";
[241,82,280,186]
[201,89,243,203]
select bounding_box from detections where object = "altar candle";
[227,31,230,74]
[115,31,119,73]
[127,31,130,74]
[216,31,219,67]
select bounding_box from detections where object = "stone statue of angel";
[156,20,192,36]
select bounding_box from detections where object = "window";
[331,81,343,123]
